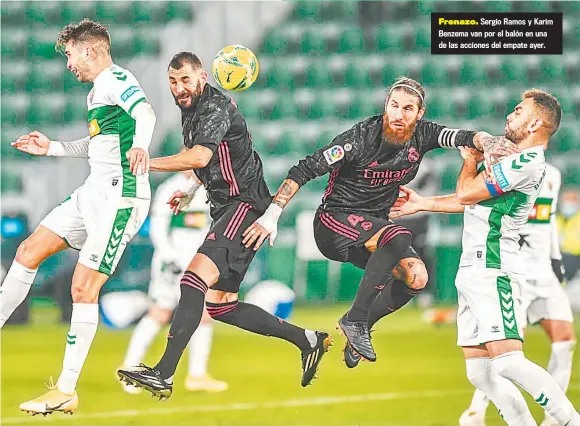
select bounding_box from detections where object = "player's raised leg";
[205,289,331,388]
[338,223,413,362]
[343,254,428,368]
[0,226,68,328]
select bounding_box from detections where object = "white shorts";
[521,275,574,326]
[40,185,150,276]
[456,267,527,347]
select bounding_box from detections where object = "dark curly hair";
[56,19,110,54]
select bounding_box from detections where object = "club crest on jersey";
[88,119,101,137]
[323,145,345,165]
[408,147,419,163]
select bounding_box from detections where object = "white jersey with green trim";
[85,64,150,199]
[459,146,546,273]
[518,163,561,274]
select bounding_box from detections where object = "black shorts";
[313,209,420,270]
[197,201,261,293]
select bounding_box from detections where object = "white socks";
[547,340,576,393]
[492,351,580,426]
[57,303,99,394]
[467,388,490,413]
[0,261,37,328]
[465,357,536,426]
[123,315,162,367]
[187,323,213,378]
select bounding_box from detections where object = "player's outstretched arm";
[389,186,465,219]
[12,131,90,157]
[150,145,213,172]
[242,179,300,250]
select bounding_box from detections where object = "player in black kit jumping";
[118,52,332,399]
[243,77,516,367]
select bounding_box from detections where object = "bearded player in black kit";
[243,77,517,367]
[118,52,332,399]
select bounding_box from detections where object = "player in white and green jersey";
[1,20,156,416]
[459,161,576,426]
[390,90,580,426]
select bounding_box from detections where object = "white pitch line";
[3,384,578,424]
[1,388,468,424]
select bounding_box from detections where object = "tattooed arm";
[473,132,520,161]
[272,179,300,209]
[241,178,300,250]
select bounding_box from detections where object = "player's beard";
[382,112,417,146]
[504,120,530,144]
[174,80,204,111]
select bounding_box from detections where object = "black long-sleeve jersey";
[181,84,271,218]
[286,115,478,219]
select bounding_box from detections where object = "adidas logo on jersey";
[207,233,216,241]
[368,160,379,168]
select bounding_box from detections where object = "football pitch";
[1,304,578,426]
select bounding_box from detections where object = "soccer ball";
[212,45,259,92]
[244,280,295,320]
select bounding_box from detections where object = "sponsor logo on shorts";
[323,145,345,165]
[491,326,500,333]
[207,232,216,241]
[477,251,482,259]
[112,178,118,187]
[90,254,98,262]
[120,86,141,102]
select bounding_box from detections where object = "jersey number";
[347,214,365,227]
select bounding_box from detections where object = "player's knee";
[409,263,428,290]
[71,283,100,303]
[15,238,42,269]
[465,360,490,389]
[377,225,412,254]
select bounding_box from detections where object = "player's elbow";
[196,155,211,168]
[456,190,476,206]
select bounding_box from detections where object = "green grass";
[1,304,578,426]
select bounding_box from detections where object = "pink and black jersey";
[181,84,271,217]
[287,115,478,219]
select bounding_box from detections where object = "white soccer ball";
[244,280,295,320]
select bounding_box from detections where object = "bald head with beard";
[382,88,425,146]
